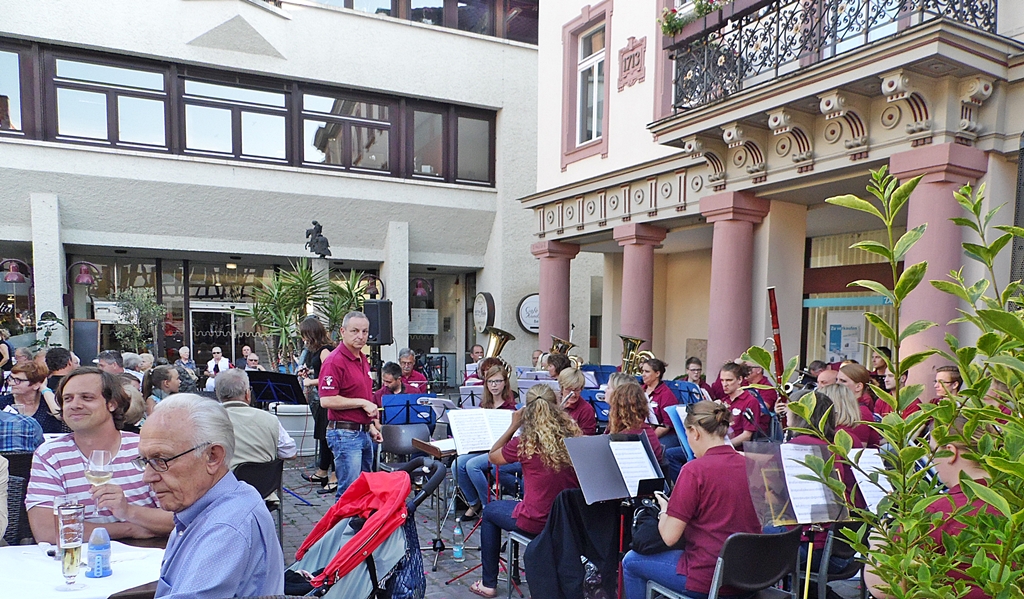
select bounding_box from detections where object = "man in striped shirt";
[26,367,173,543]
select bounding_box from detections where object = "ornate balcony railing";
[671,0,998,111]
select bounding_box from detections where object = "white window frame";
[576,23,605,146]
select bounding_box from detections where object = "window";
[576,25,605,146]
[302,93,392,172]
[0,50,23,132]
[53,58,167,147]
[458,1,494,35]
[183,80,287,160]
[411,0,444,25]
[352,0,393,15]
[412,109,444,177]
[456,115,491,182]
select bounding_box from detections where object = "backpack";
[749,389,785,442]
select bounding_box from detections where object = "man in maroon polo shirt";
[319,311,383,496]
[398,348,428,393]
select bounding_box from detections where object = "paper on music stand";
[780,444,840,524]
[565,434,664,505]
[609,441,659,497]
[743,442,798,527]
[430,438,457,453]
[849,448,892,514]
[427,398,458,423]
[447,409,514,454]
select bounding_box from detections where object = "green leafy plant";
[744,168,1024,598]
[659,0,733,36]
[111,287,165,353]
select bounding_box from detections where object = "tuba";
[620,335,656,376]
[483,327,516,379]
[549,335,583,368]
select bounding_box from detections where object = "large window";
[412,109,444,178]
[576,25,605,146]
[0,49,23,133]
[457,115,491,182]
[352,0,393,15]
[183,80,288,161]
[52,58,167,148]
[303,93,392,173]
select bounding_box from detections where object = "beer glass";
[56,504,85,591]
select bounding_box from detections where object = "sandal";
[301,472,329,486]
[316,482,338,495]
[463,504,482,521]
[469,581,497,598]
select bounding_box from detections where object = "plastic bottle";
[452,517,465,562]
[85,527,112,578]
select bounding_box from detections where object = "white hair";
[122,352,142,370]
[152,393,235,465]
[215,369,249,403]
[399,348,415,360]
[342,311,368,328]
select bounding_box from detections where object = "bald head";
[817,368,838,387]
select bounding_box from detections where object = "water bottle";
[85,527,111,578]
[452,517,465,562]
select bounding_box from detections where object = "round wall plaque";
[516,293,540,334]
[473,292,495,334]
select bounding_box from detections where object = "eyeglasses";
[8,376,30,385]
[212,351,222,354]
[247,358,258,363]
[486,379,505,385]
[132,443,209,473]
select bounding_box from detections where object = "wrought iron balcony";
[670,0,998,111]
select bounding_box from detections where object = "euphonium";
[549,335,584,368]
[620,334,656,376]
[484,327,516,359]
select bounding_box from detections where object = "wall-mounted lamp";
[0,258,31,284]
[64,261,102,309]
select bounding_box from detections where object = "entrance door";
[190,310,234,371]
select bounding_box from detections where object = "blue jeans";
[457,454,523,506]
[326,428,374,497]
[660,431,681,449]
[622,549,701,599]
[664,446,689,484]
[480,500,529,588]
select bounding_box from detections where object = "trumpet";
[620,335,656,376]
[550,335,583,368]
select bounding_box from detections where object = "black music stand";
[248,371,306,408]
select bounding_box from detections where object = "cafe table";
[0,540,163,599]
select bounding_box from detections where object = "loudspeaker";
[364,300,394,346]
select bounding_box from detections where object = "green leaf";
[966,279,990,305]
[995,224,1024,238]
[963,242,993,266]
[984,355,1024,377]
[978,310,1024,343]
[950,217,981,235]
[864,312,897,342]
[899,319,936,342]
[899,350,936,373]
[894,262,928,302]
[888,175,922,218]
[976,332,1002,356]
[826,194,885,222]
[851,240,893,262]
[892,224,927,262]
[931,280,972,304]
[742,346,773,372]
[850,279,896,304]
[962,479,1012,518]
[985,456,1024,480]
[988,232,1013,259]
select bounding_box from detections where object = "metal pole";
[1011,132,1024,287]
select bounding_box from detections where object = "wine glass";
[56,504,86,591]
[85,450,113,516]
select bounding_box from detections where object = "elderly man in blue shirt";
[138,393,283,599]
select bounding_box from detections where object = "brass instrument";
[549,335,583,369]
[620,334,656,376]
[483,327,516,379]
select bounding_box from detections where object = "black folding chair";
[2,452,34,544]
[379,424,430,472]
[804,522,868,599]
[234,459,285,547]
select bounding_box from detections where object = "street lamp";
[0,258,31,283]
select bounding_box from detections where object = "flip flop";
[469,581,498,598]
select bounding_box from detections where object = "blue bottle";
[85,527,112,578]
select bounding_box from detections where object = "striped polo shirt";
[26,432,160,522]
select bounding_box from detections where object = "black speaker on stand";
[364,299,393,389]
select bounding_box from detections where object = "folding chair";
[234,458,285,547]
[803,522,868,599]
[379,424,430,472]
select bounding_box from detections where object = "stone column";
[31,193,69,347]
[701,191,770,371]
[890,143,987,396]
[380,221,409,364]
[530,240,580,351]
[613,223,667,350]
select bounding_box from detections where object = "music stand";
[459,386,484,408]
[247,371,306,408]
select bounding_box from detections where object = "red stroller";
[290,458,446,599]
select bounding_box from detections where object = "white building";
[0,0,598,375]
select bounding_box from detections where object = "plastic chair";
[1,452,34,543]
[804,522,868,599]
[707,527,802,599]
[379,424,430,472]
[234,458,285,547]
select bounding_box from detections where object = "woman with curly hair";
[469,385,581,598]
[607,381,663,461]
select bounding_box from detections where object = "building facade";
[525,0,1023,396]
[0,0,598,374]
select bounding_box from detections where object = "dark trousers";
[480,500,530,588]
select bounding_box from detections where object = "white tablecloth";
[0,541,163,599]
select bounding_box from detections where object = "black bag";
[630,504,672,555]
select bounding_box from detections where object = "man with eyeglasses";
[203,346,232,392]
[398,348,428,393]
[243,353,266,372]
[25,367,174,543]
[139,393,284,598]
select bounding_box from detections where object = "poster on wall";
[826,311,863,364]
[409,308,439,335]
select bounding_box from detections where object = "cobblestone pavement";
[280,456,530,599]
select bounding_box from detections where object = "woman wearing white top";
[204,346,232,392]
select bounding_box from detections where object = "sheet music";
[430,438,457,453]
[447,409,514,454]
[779,444,833,524]
[609,441,658,497]
[849,448,892,514]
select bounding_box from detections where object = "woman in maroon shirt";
[641,358,679,446]
[558,367,597,435]
[470,385,581,598]
[621,400,762,599]
[606,381,663,461]
[459,364,518,520]
[818,383,881,448]
[838,363,878,414]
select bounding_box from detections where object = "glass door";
[190,310,234,370]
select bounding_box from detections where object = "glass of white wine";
[86,450,114,517]
[56,504,85,591]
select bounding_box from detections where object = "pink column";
[531,240,580,351]
[890,143,987,397]
[614,223,668,349]
[701,192,770,372]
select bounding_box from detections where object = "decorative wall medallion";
[824,121,843,143]
[775,136,791,157]
[690,175,704,192]
[731,147,748,167]
[565,205,574,220]
[617,36,647,91]
[660,182,673,199]
[586,201,595,215]
[633,188,645,205]
[880,105,901,129]
[609,194,619,209]
[546,210,555,224]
